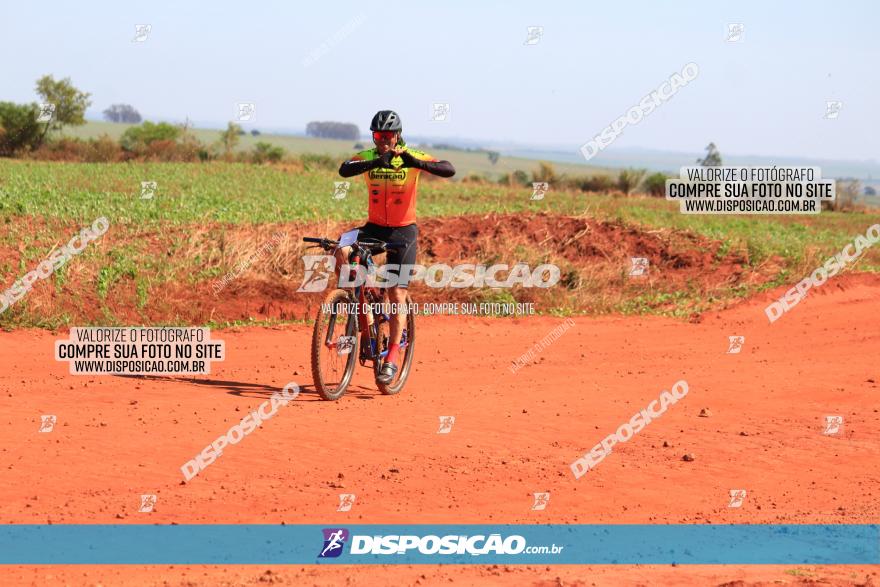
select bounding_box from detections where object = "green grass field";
[1,159,878,328]
[2,159,878,271]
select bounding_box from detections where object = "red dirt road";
[1,275,879,586]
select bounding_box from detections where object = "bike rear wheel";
[374,292,416,395]
[311,289,358,400]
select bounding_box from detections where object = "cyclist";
[337,109,455,384]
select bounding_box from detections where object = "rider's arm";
[339,151,396,177]
[399,150,456,178]
[412,159,456,178]
[338,158,381,178]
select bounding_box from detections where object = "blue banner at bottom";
[0,525,877,565]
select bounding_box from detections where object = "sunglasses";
[372,131,397,141]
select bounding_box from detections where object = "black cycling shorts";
[356,222,418,289]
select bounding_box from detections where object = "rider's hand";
[378,149,397,169]
[397,148,420,169]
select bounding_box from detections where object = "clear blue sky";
[2,0,877,161]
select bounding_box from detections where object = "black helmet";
[370,110,402,132]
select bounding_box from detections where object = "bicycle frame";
[343,245,409,366]
[305,232,416,399]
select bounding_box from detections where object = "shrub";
[216,122,243,158]
[498,170,532,187]
[0,102,43,155]
[643,172,669,197]
[252,142,285,164]
[462,173,488,184]
[27,137,90,161]
[120,121,181,151]
[562,174,615,192]
[300,153,337,171]
[177,132,206,162]
[512,170,530,187]
[616,168,647,195]
[28,136,124,162]
[824,179,861,212]
[86,135,124,162]
[532,161,559,184]
[27,133,204,163]
[144,139,182,161]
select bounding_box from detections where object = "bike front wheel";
[311,289,358,400]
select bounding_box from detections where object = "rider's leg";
[334,245,371,350]
[333,247,373,354]
[376,223,416,383]
[385,285,407,364]
[333,246,351,285]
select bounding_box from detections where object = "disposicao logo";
[318,528,350,558]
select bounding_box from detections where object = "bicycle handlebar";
[302,236,335,245]
[302,236,404,252]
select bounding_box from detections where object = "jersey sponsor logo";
[369,169,407,181]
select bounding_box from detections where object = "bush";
[0,102,43,156]
[216,122,242,159]
[27,133,206,163]
[120,121,181,151]
[532,161,559,184]
[87,135,124,162]
[300,153,337,171]
[562,174,615,192]
[27,137,89,161]
[824,179,861,212]
[462,173,488,184]
[252,142,285,164]
[511,169,530,187]
[643,172,669,197]
[616,168,647,195]
[30,135,124,162]
[498,170,532,187]
[177,132,206,162]
[143,139,186,161]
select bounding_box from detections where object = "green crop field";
[1,159,878,328]
[1,159,878,272]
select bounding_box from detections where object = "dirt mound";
[419,212,757,286]
[1,213,780,326]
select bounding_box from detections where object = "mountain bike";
[302,233,416,400]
